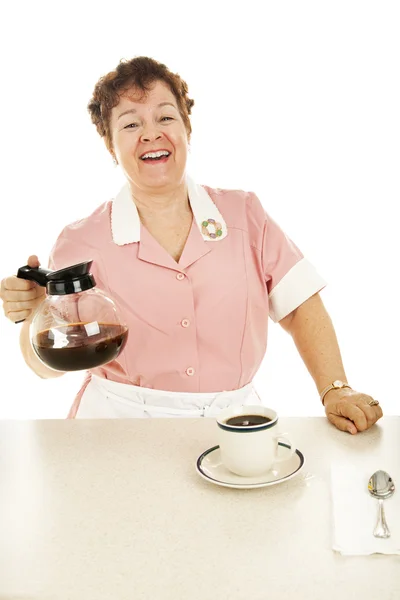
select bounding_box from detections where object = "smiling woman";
[108,84,189,195]
[0,55,383,434]
[86,58,195,261]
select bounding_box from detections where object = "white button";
[176,273,185,280]
[186,367,195,376]
[181,319,190,328]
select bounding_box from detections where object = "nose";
[140,123,163,143]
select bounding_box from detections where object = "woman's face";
[110,81,189,194]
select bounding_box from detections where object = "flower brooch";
[201,218,223,239]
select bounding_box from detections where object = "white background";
[0,1,399,419]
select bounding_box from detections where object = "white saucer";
[196,442,305,489]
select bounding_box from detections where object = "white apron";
[75,374,261,418]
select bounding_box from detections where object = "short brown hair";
[87,56,195,156]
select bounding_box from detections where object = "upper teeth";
[141,150,170,159]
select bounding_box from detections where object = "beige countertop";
[0,416,399,600]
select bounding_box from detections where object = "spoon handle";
[373,499,391,538]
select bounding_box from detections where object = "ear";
[104,138,118,165]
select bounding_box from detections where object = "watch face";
[333,380,343,388]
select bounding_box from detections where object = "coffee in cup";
[225,414,272,427]
[216,405,295,477]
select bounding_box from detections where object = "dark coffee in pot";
[225,415,272,427]
[33,323,128,371]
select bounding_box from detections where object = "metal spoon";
[368,470,395,539]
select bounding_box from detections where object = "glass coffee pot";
[17,260,128,371]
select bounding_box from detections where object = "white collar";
[111,174,227,246]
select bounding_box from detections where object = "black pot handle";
[17,265,52,287]
[14,265,52,323]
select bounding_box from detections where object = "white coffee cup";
[216,405,295,477]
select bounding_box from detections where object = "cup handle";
[273,433,296,462]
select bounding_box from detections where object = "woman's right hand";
[0,255,46,323]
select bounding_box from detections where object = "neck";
[129,180,190,222]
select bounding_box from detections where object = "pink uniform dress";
[48,176,326,418]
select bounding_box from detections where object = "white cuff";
[268,258,327,322]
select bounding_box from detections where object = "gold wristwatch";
[320,380,352,405]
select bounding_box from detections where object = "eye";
[161,116,173,122]
[124,123,138,129]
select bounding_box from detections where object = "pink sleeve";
[262,211,304,295]
[251,194,327,322]
[47,228,93,272]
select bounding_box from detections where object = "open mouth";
[140,150,171,163]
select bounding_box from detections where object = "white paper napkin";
[331,461,400,555]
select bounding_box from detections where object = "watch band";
[320,380,352,405]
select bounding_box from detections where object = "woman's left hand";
[324,389,383,434]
